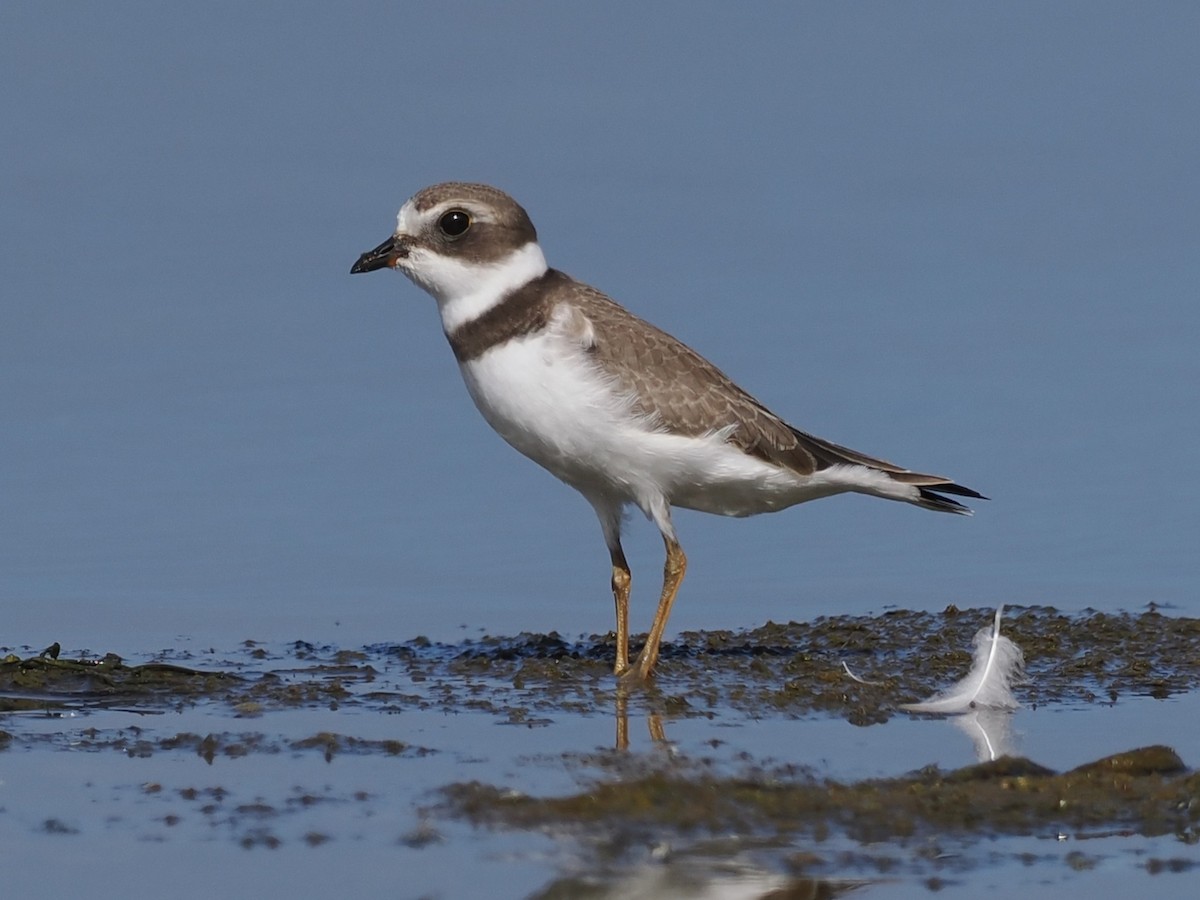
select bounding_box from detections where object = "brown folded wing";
[563,272,981,506]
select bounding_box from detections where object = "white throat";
[402,241,548,334]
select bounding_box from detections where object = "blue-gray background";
[3,3,1197,651]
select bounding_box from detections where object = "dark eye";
[438,209,471,237]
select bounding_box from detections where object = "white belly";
[457,332,852,517]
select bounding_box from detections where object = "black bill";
[350,236,400,274]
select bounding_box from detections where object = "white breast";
[455,317,837,518]
[458,326,643,493]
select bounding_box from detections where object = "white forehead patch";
[396,199,422,235]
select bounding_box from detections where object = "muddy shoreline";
[4,605,1199,888]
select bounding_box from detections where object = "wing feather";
[549,270,984,509]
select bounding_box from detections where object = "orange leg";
[623,536,686,683]
[609,545,632,676]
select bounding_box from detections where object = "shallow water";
[4,611,1199,898]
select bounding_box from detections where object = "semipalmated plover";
[351,182,984,682]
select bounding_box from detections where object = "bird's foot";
[616,656,656,687]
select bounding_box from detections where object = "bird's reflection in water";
[536,859,869,899]
[615,686,668,751]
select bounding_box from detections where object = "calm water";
[2,639,1198,898]
[2,4,1198,896]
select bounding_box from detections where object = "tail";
[789,427,987,515]
[912,482,985,515]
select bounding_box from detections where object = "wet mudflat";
[3,606,1200,898]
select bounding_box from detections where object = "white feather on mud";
[902,606,1025,714]
[841,661,882,685]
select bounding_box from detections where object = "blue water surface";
[2,6,1196,662]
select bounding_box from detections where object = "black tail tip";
[928,482,988,501]
[918,485,986,514]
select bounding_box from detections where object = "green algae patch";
[1,726,436,760]
[289,731,430,760]
[5,606,1197,722]
[380,606,1200,722]
[441,745,1199,845]
[4,605,1199,728]
[0,649,241,704]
